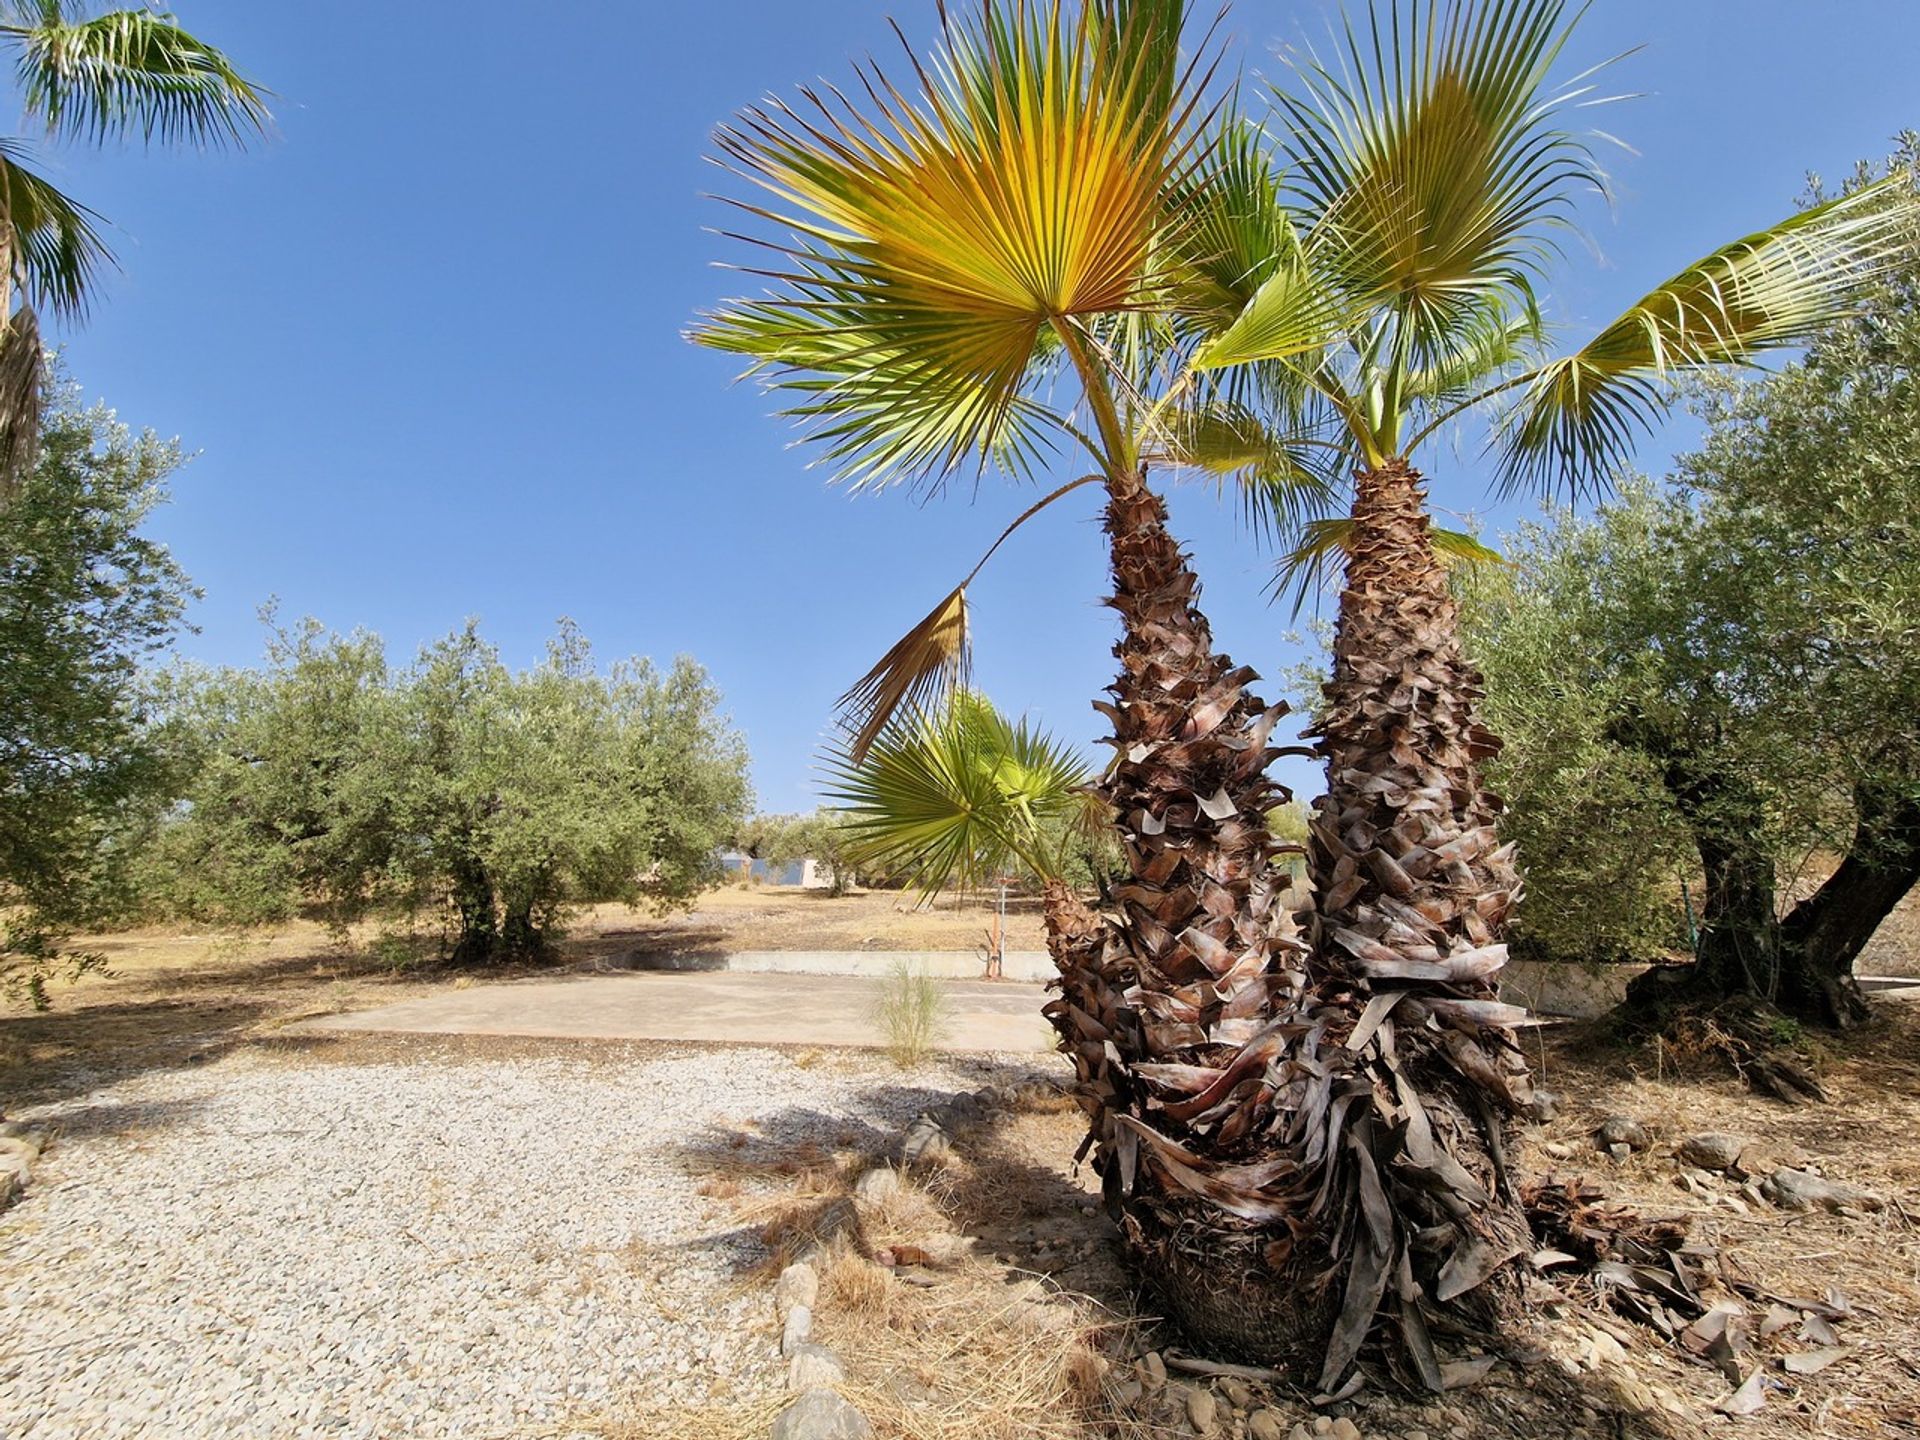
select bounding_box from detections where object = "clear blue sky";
[49,1,1918,811]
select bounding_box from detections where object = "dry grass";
[871,962,954,1067]
[596,1007,1920,1440]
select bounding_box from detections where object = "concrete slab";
[296,969,1058,1053]
[615,947,1057,983]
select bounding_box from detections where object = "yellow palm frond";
[693,0,1210,489]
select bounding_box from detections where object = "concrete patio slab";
[295,969,1058,1053]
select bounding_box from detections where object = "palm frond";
[0,302,46,493]
[1142,398,1342,538]
[1272,516,1502,616]
[837,586,971,765]
[1493,176,1916,495]
[6,6,270,147]
[693,0,1209,488]
[1163,114,1303,338]
[822,691,1093,894]
[1273,0,1606,359]
[0,140,113,322]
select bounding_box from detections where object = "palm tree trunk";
[1294,459,1536,1383]
[1040,470,1322,1362]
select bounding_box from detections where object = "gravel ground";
[0,1039,1042,1439]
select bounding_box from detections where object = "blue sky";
[46,1,1918,810]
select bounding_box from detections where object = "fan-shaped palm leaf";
[1493,175,1916,494]
[823,691,1094,894]
[0,139,112,322]
[6,6,270,148]
[692,0,1210,490]
[1274,0,1605,359]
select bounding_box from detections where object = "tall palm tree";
[0,2,269,487]
[694,0,1345,1369]
[1163,0,1908,1383]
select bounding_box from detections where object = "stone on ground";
[771,1387,872,1440]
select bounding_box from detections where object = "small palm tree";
[694,0,1328,1366]
[0,2,269,485]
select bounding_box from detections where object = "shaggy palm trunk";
[1294,460,1536,1385]
[1040,471,1324,1364]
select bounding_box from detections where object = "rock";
[1114,1378,1144,1408]
[782,1303,814,1356]
[1542,1141,1574,1159]
[1735,1139,1810,1179]
[1181,1385,1218,1433]
[852,1168,900,1207]
[1248,1410,1286,1440]
[1596,1116,1650,1151]
[1138,1351,1167,1391]
[1529,1089,1560,1124]
[901,1116,950,1166]
[1312,1419,1333,1436]
[1676,1133,1747,1172]
[787,1344,846,1391]
[1607,1142,1632,1162]
[771,1388,872,1440]
[1329,1420,1360,1440]
[1760,1168,1885,1214]
[1221,1378,1254,1410]
[1287,1425,1313,1440]
[775,1263,819,1318]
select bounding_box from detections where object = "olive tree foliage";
[0,388,197,1005]
[1462,144,1920,1020]
[143,618,752,962]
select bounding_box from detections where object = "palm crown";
[695,0,1909,739]
[0,1,269,484]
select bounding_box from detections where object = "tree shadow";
[0,994,279,1113]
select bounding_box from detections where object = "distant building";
[717,851,834,889]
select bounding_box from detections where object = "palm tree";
[0,3,269,487]
[1157,0,1907,1383]
[694,0,1343,1368]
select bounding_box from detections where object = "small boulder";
[1138,1351,1168,1391]
[852,1168,900,1207]
[1182,1385,1218,1433]
[1734,1138,1810,1179]
[787,1344,846,1392]
[901,1116,951,1166]
[1248,1411,1286,1440]
[782,1303,814,1356]
[1595,1116,1651,1151]
[1329,1419,1361,1440]
[1676,1133,1747,1172]
[775,1262,820,1318]
[1530,1090,1561,1124]
[1221,1378,1254,1410]
[1760,1168,1885,1214]
[771,1388,872,1440]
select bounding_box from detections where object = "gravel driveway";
[0,1037,1044,1439]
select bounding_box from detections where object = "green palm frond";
[1272,516,1503,616]
[0,139,113,322]
[692,0,1208,490]
[6,6,270,148]
[1163,114,1304,337]
[1272,0,1606,362]
[1493,176,1916,495]
[822,691,1094,895]
[1402,292,1540,408]
[1142,398,1343,537]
